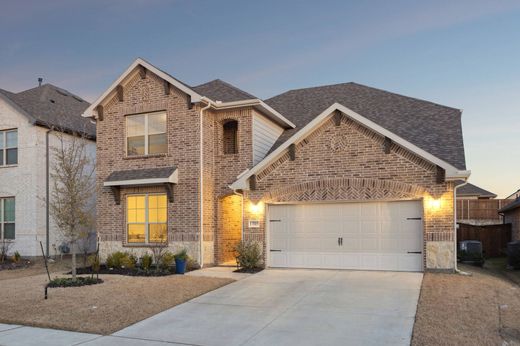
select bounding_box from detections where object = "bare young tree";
[0,239,13,263]
[49,130,95,279]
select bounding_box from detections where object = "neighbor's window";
[0,197,15,240]
[223,120,238,154]
[126,112,167,156]
[0,129,18,166]
[127,194,167,244]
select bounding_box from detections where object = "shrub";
[120,253,137,269]
[141,253,153,271]
[187,257,200,271]
[175,248,189,261]
[235,240,262,270]
[88,254,100,273]
[160,251,175,270]
[106,251,136,269]
[47,277,102,288]
[12,251,21,263]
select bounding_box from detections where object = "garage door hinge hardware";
[338,237,343,246]
[406,217,422,220]
[269,219,281,222]
[407,251,422,254]
[270,249,282,252]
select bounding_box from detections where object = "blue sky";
[1,0,519,197]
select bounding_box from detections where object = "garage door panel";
[360,203,379,217]
[360,221,380,234]
[380,238,399,251]
[341,238,360,251]
[268,201,423,272]
[360,238,379,252]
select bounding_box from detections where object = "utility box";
[458,240,484,266]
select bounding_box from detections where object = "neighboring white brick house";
[0,84,96,257]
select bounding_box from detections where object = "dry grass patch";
[412,264,520,345]
[0,273,233,334]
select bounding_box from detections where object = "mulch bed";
[47,276,103,288]
[0,259,32,271]
[74,265,189,277]
[234,267,264,273]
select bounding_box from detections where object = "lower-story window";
[1,197,15,240]
[127,194,167,244]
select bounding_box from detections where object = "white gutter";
[198,98,212,268]
[453,179,471,275]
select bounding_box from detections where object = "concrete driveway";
[92,269,423,346]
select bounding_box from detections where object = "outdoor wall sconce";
[249,202,264,214]
[428,198,442,211]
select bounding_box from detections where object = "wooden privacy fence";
[457,223,512,257]
[456,199,508,221]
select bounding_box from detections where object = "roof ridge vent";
[55,89,69,97]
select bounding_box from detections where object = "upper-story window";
[126,112,167,156]
[223,120,238,155]
[0,129,18,166]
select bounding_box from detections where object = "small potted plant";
[174,248,189,274]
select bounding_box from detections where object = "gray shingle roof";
[499,198,520,213]
[265,82,466,170]
[105,167,177,182]
[0,84,95,138]
[456,182,497,198]
[192,79,256,102]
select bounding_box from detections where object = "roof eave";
[207,98,295,129]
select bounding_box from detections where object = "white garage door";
[268,201,423,272]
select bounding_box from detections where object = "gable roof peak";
[192,78,257,103]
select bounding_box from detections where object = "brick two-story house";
[83,58,470,272]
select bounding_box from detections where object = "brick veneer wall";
[217,195,243,263]
[210,108,254,263]
[505,208,520,241]
[244,115,456,270]
[96,69,202,259]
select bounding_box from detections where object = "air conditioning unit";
[458,240,484,266]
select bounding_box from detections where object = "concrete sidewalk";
[0,324,101,346]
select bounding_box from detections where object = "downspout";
[199,99,212,268]
[453,178,469,274]
[45,129,52,258]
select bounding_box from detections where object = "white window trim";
[0,129,18,167]
[126,193,167,244]
[125,112,167,157]
[0,197,15,241]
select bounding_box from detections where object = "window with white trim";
[126,112,167,156]
[0,129,18,166]
[126,194,167,243]
[0,197,15,240]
